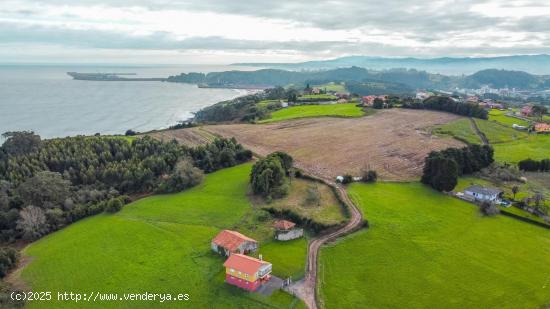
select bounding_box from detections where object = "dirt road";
[287,169,364,309]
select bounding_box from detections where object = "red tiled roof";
[223,254,269,274]
[212,230,257,252]
[273,220,296,230]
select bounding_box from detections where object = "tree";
[105,198,123,213]
[373,98,384,109]
[362,170,378,183]
[125,129,137,136]
[422,154,458,191]
[342,174,353,184]
[17,206,48,240]
[157,159,203,193]
[304,185,321,206]
[480,201,499,216]
[532,105,548,121]
[1,131,41,156]
[268,152,293,174]
[0,247,18,278]
[511,185,519,200]
[16,172,70,208]
[250,154,288,197]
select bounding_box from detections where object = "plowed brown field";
[158,109,464,181]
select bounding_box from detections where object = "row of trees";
[0,132,252,244]
[518,158,550,172]
[402,96,488,119]
[422,145,494,191]
[250,152,293,199]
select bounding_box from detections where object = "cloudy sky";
[1,0,550,64]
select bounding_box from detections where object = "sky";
[1,0,550,64]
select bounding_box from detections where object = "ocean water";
[0,64,252,139]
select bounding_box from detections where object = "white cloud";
[1,0,549,63]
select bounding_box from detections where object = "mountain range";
[234,55,550,75]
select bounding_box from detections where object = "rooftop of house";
[464,185,502,196]
[223,254,270,274]
[273,219,296,230]
[212,230,257,251]
[535,123,550,129]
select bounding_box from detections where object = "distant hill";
[167,66,549,93]
[233,55,550,75]
[461,69,543,89]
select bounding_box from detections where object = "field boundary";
[500,209,550,229]
[469,117,489,145]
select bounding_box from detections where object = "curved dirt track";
[293,171,364,309]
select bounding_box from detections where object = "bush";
[294,170,303,178]
[0,247,18,278]
[362,170,378,183]
[304,185,321,206]
[480,201,499,216]
[342,174,353,184]
[125,129,137,136]
[105,198,123,213]
[157,159,203,193]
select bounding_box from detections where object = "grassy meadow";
[433,118,482,144]
[488,109,530,127]
[435,116,549,163]
[318,182,550,309]
[21,164,305,309]
[314,82,346,93]
[252,178,347,226]
[259,104,365,123]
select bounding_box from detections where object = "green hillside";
[259,104,365,123]
[21,164,305,309]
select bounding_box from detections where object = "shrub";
[304,185,321,206]
[362,170,378,183]
[342,174,353,184]
[0,247,18,278]
[157,159,203,193]
[518,158,550,172]
[294,170,303,178]
[125,129,137,136]
[105,198,123,213]
[480,201,499,216]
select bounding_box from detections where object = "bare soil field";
[162,109,464,181]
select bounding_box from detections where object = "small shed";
[274,220,303,241]
[212,230,258,256]
[464,185,502,202]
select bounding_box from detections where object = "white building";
[464,185,502,202]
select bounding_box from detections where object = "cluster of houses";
[211,220,303,292]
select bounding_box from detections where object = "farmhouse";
[464,185,502,202]
[274,220,304,241]
[223,254,272,291]
[534,123,550,133]
[211,230,258,256]
[521,105,533,117]
[361,95,386,106]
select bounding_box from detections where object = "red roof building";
[211,230,258,256]
[534,123,550,133]
[273,220,296,231]
[223,254,272,291]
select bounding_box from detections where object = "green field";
[259,104,365,123]
[474,119,527,144]
[435,117,549,163]
[433,118,482,144]
[315,82,346,93]
[297,94,337,101]
[21,164,305,308]
[493,134,550,163]
[319,182,550,309]
[488,110,530,127]
[253,178,347,226]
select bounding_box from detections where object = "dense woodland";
[403,96,489,119]
[422,145,494,191]
[0,132,252,246]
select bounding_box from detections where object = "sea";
[0,64,255,139]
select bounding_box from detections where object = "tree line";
[402,96,488,119]
[422,145,494,191]
[0,132,252,246]
[518,158,550,172]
